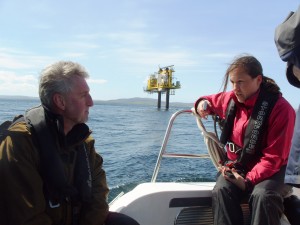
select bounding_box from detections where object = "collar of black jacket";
[42,105,91,148]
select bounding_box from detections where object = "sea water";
[0,97,217,202]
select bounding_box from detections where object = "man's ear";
[53,93,66,110]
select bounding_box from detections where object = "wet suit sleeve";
[78,137,109,225]
[0,122,52,225]
[194,91,234,118]
[246,97,296,185]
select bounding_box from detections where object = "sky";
[1,0,300,108]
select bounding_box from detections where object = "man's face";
[63,76,94,130]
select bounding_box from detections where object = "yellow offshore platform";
[144,65,181,109]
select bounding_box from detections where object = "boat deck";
[175,187,300,225]
[110,182,300,225]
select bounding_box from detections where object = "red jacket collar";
[230,89,260,109]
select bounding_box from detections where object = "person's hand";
[218,166,246,191]
[196,100,211,119]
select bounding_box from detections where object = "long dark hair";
[222,54,280,94]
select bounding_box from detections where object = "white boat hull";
[110,182,215,225]
[110,182,297,225]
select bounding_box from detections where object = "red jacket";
[195,90,295,185]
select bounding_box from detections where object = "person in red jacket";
[195,54,296,225]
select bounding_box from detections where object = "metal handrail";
[151,109,210,182]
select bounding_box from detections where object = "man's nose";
[87,94,94,106]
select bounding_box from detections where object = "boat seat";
[174,204,250,225]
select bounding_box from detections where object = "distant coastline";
[0,95,193,108]
[0,95,38,100]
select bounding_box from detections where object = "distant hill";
[94,97,193,107]
[0,95,38,100]
[0,95,193,107]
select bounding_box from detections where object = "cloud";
[107,31,155,46]
[53,41,100,50]
[0,50,34,69]
[75,33,103,40]
[61,52,87,58]
[0,47,53,70]
[116,47,198,67]
[87,78,107,85]
[0,71,38,96]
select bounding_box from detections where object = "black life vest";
[3,105,93,207]
[220,89,279,171]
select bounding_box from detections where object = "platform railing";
[151,109,211,182]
